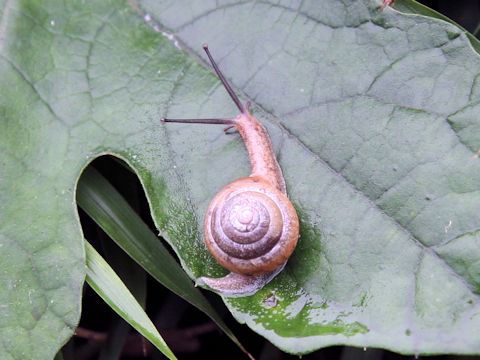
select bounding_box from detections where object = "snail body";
[162,45,299,296]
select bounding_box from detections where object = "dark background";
[70,1,480,359]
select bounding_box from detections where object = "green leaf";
[77,166,247,354]
[140,0,480,355]
[1,0,480,357]
[84,240,176,360]
[392,0,480,54]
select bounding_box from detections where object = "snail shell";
[205,176,299,275]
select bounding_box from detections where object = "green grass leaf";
[84,240,176,360]
[76,166,248,356]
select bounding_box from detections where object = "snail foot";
[197,264,285,297]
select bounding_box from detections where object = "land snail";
[162,45,299,296]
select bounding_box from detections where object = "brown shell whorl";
[204,176,299,275]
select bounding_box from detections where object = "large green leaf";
[1,0,480,358]
[140,0,480,354]
[76,167,247,354]
[392,0,480,54]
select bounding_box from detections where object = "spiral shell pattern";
[204,176,299,275]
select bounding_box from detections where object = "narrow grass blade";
[85,241,176,360]
[77,167,249,356]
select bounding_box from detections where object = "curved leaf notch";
[1,0,480,357]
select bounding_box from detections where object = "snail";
[162,45,299,296]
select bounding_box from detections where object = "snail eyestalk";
[202,44,246,114]
[161,117,235,125]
